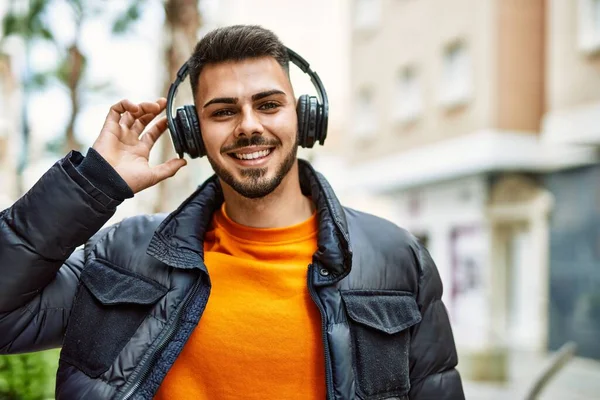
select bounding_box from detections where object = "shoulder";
[343,207,441,289]
[114,213,168,231]
[343,207,418,250]
[342,207,426,291]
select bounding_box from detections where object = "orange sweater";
[154,205,326,399]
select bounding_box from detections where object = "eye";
[212,109,235,117]
[258,101,280,111]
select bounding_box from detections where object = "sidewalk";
[461,352,600,399]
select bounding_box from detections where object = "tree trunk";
[153,0,201,213]
[64,44,83,153]
[16,42,32,197]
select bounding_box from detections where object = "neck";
[220,162,315,228]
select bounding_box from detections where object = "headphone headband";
[166,46,328,158]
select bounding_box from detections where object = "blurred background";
[1,0,599,399]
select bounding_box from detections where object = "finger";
[140,116,168,148]
[130,99,166,119]
[131,113,157,135]
[105,99,139,124]
[151,158,187,184]
[119,111,136,128]
[123,99,165,132]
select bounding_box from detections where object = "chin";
[207,144,298,199]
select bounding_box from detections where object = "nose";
[234,105,264,138]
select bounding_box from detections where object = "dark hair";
[188,25,290,98]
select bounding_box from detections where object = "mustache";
[221,136,281,154]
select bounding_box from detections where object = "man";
[0,25,464,399]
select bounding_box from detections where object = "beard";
[207,134,298,199]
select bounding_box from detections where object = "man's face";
[196,57,298,199]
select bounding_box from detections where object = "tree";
[54,0,88,153]
[155,0,201,212]
[1,0,55,195]
[0,350,59,400]
[1,0,112,192]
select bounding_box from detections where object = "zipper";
[118,278,204,400]
[307,263,335,400]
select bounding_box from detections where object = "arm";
[0,98,186,354]
[408,244,465,399]
[0,152,124,314]
[0,153,123,353]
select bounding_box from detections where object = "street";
[462,353,600,399]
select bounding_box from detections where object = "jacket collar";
[147,159,352,284]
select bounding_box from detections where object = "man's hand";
[91,98,187,194]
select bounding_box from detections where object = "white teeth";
[234,149,271,160]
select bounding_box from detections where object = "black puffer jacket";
[0,152,464,400]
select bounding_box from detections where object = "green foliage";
[27,71,51,90]
[0,349,60,400]
[2,13,21,37]
[44,136,65,154]
[1,0,157,160]
[1,0,57,96]
[112,0,147,34]
[1,0,55,42]
[66,0,83,19]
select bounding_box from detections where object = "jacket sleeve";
[408,243,465,399]
[0,151,123,353]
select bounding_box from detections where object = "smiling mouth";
[228,147,274,160]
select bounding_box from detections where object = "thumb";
[151,158,187,184]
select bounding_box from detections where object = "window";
[354,0,382,32]
[396,66,422,122]
[439,41,472,107]
[352,89,377,139]
[578,0,600,53]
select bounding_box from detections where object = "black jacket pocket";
[341,290,422,400]
[60,259,167,378]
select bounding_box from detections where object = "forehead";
[196,57,292,102]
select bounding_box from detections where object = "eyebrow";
[203,96,237,108]
[252,89,286,101]
[202,89,286,108]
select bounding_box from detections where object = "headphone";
[166,47,329,159]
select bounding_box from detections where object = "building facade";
[340,0,600,380]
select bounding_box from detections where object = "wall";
[496,0,545,131]
[349,0,497,161]
[546,0,600,112]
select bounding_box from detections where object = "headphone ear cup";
[174,107,191,156]
[296,95,309,147]
[175,106,204,159]
[297,94,328,148]
[307,96,319,148]
[183,105,206,158]
[169,110,185,159]
[317,100,328,145]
